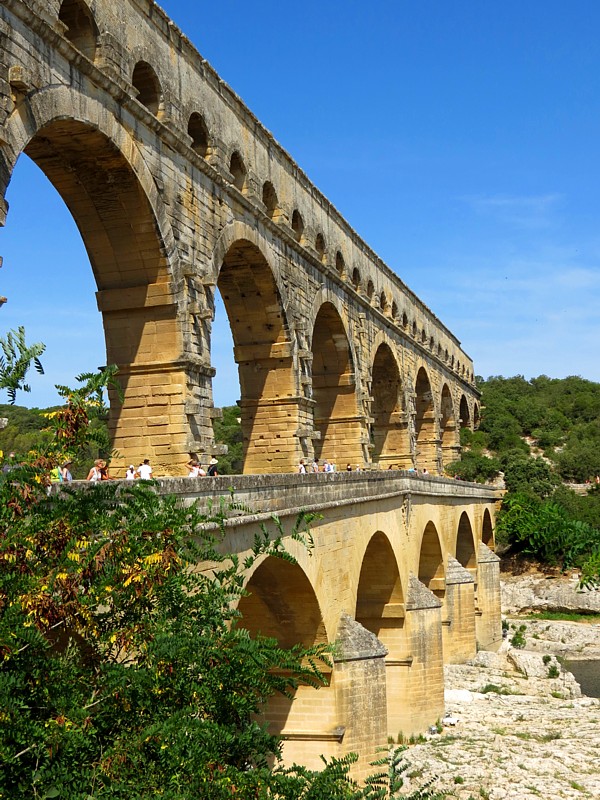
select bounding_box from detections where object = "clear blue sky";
[2,0,600,408]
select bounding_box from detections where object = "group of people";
[84,456,220,481]
[297,459,363,474]
[187,458,219,477]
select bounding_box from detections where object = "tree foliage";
[0,326,45,404]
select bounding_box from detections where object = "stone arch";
[1,93,185,471]
[215,235,296,473]
[351,267,361,292]
[262,180,280,220]
[473,402,481,429]
[291,208,304,242]
[335,250,345,277]
[229,150,247,191]
[456,511,477,570]
[418,521,445,599]
[58,0,98,61]
[371,343,410,468]
[187,112,209,157]
[482,508,494,547]
[238,557,335,760]
[310,301,362,466]
[459,394,471,430]
[366,279,375,303]
[132,61,163,116]
[355,532,405,641]
[414,367,438,472]
[440,383,459,468]
[391,301,398,321]
[379,291,388,314]
[315,232,326,263]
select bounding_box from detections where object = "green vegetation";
[525,610,600,623]
[445,375,600,587]
[212,404,243,474]
[509,624,527,649]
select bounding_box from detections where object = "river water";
[565,659,600,698]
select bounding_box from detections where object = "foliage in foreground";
[0,472,442,798]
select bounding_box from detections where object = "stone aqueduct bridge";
[3,1,502,779]
[165,471,501,778]
[1,0,481,476]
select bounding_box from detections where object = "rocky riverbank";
[400,575,600,799]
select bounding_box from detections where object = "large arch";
[355,532,407,737]
[311,302,362,467]
[459,394,471,430]
[216,238,296,474]
[440,383,459,469]
[414,367,438,472]
[237,557,336,768]
[456,511,477,571]
[482,508,494,547]
[418,521,445,599]
[2,98,185,472]
[370,344,410,469]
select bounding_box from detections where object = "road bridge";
[161,471,501,777]
[1,0,479,476]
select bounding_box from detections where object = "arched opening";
[371,344,410,468]
[187,112,209,157]
[482,509,494,547]
[456,512,477,569]
[366,279,375,303]
[58,0,98,61]
[351,267,361,292]
[402,312,408,330]
[238,558,334,763]
[412,321,418,338]
[11,119,181,471]
[440,384,459,468]
[414,367,438,472]
[418,522,445,598]
[459,394,471,429]
[229,151,247,191]
[379,291,388,314]
[262,181,280,220]
[391,301,398,321]
[335,250,345,277]
[216,239,296,474]
[132,61,162,116]
[473,402,481,429]
[315,233,326,263]
[291,209,304,242]
[311,303,361,466]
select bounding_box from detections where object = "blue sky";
[2,0,600,408]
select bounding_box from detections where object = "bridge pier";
[475,543,503,651]
[443,557,477,664]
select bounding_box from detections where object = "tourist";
[138,459,153,480]
[188,459,205,477]
[355,464,362,471]
[86,459,105,482]
[125,464,137,480]
[323,460,333,473]
[60,459,73,482]
[298,459,307,474]
[207,458,219,477]
[311,458,319,473]
[346,463,352,472]
[422,468,429,476]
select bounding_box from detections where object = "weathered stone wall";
[1,0,480,476]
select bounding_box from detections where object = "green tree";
[0,326,45,404]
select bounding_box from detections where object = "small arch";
[473,402,481,429]
[415,367,436,471]
[229,151,247,191]
[262,180,279,220]
[421,328,427,344]
[440,383,458,467]
[429,336,435,350]
[459,395,471,429]
[402,312,408,329]
[351,267,362,291]
[132,61,162,116]
[437,343,442,357]
[311,302,360,464]
[59,0,98,61]
[379,291,388,314]
[371,344,409,467]
[315,233,326,263]
[335,250,345,277]
[444,349,449,362]
[291,209,304,242]
[187,112,209,157]
[391,301,398,320]
[482,509,494,547]
[366,279,375,302]
[456,512,477,569]
[419,521,445,597]
[412,321,418,337]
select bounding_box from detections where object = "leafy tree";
[212,404,243,474]
[500,453,558,498]
[0,326,45,404]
